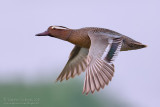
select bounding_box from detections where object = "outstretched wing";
[83,31,122,95]
[56,46,89,82]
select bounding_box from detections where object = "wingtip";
[55,78,59,82]
[96,87,101,92]
[60,79,63,82]
[86,92,89,96]
[101,84,105,89]
[91,90,95,94]
[82,90,85,94]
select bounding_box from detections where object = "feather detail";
[56,46,88,82]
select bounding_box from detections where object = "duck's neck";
[67,30,91,48]
[67,30,82,45]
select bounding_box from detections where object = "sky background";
[0,0,160,107]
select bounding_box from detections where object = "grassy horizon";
[0,79,131,107]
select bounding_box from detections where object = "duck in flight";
[36,26,146,95]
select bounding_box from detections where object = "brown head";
[36,26,72,40]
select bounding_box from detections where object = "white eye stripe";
[51,26,68,30]
[51,26,55,29]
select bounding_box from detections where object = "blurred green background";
[0,78,130,107]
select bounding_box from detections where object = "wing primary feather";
[71,67,77,78]
[60,71,66,82]
[86,68,91,95]
[89,66,96,93]
[101,66,112,81]
[102,63,114,76]
[98,68,110,85]
[57,46,89,82]
[82,72,87,94]
[96,59,113,81]
[66,65,72,80]
[79,60,85,71]
[91,65,101,91]
[94,61,105,89]
[102,61,114,72]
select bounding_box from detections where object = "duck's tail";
[120,36,147,51]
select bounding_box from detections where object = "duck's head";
[36,26,71,40]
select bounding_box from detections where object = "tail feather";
[121,36,147,51]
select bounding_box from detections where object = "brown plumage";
[36,25,147,95]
